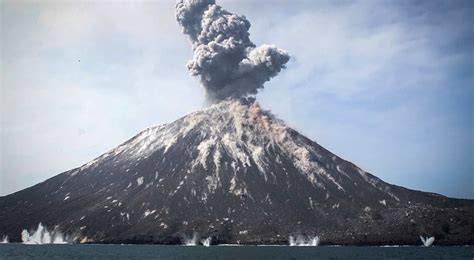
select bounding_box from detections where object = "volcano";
[0,99,473,245]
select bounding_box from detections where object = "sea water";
[0,244,473,259]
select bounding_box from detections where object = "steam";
[289,235,320,246]
[21,223,68,245]
[420,236,435,247]
[176,0,290,101]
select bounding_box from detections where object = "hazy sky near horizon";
[1,0,472,198]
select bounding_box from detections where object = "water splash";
[420,236,435,247]
[53,232,67,244]
[201,237,211,247]
[289,235,320,246]
[0,235,8,243]
[21,223,68,244]
[183,233,199,246]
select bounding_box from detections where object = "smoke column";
[176,0,290,101]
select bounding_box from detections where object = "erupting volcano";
[0,0,472,246]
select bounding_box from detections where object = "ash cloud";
[176,0,290,101]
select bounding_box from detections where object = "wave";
[1,235,8,244]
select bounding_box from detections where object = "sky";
[0,0,472,198]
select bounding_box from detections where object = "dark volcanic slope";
[1,99,473,245]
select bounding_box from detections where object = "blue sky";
[1,0,472,198]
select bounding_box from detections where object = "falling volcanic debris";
[175,0,290,101]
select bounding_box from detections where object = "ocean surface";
[0,244,473,260]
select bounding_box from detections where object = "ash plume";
[176,0,290,101]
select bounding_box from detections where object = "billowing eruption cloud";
[176,0,290,101]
